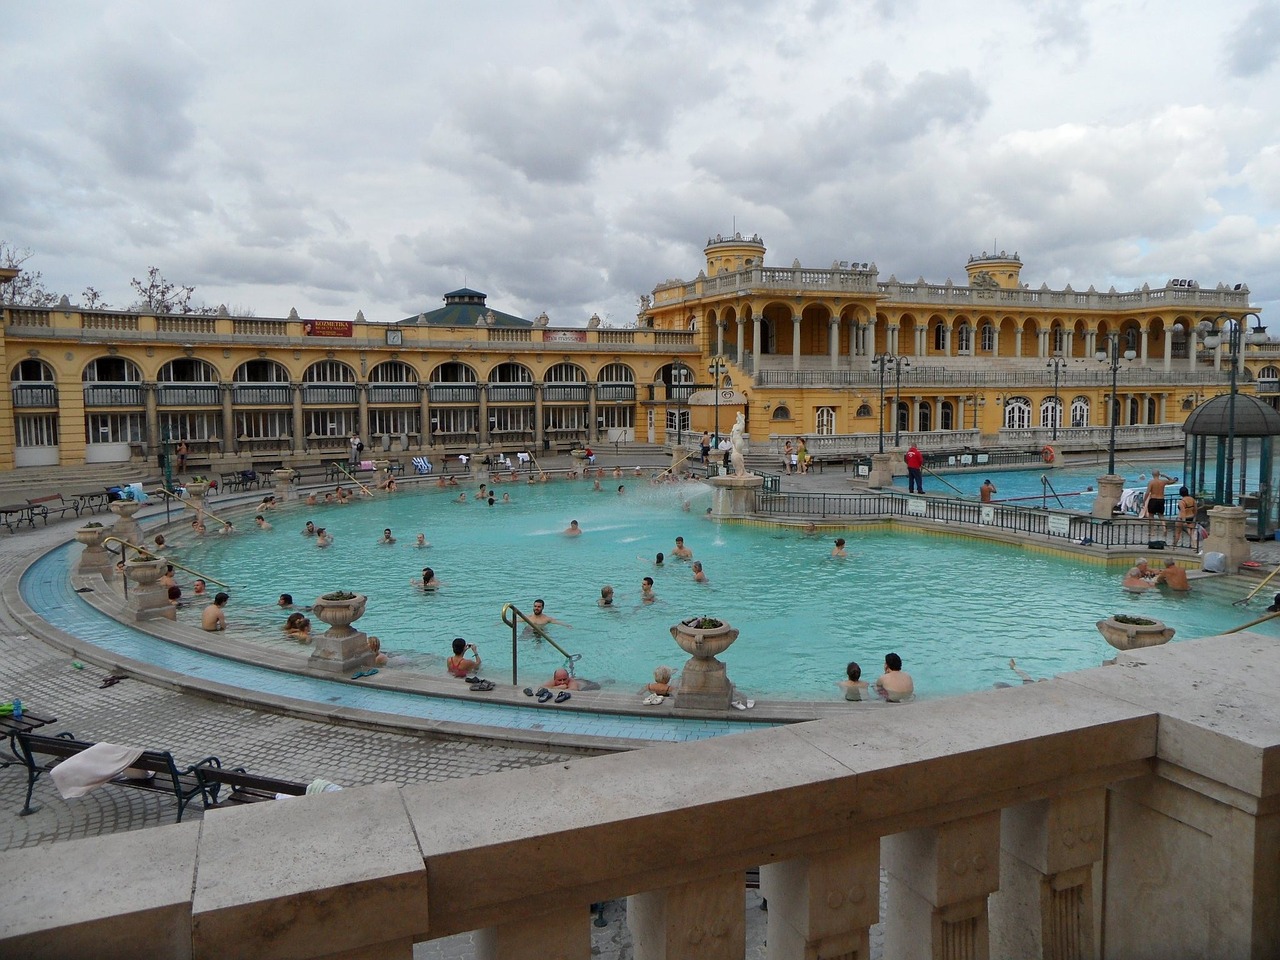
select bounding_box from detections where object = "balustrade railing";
[10,384,57,407]
[157,384,220,406]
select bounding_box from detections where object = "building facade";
[0,240,1272,470]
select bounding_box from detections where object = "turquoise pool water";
[898,459,1186,510]
[154,479,1280,701]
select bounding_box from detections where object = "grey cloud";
[1224,1,1280,77]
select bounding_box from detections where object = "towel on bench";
[51,742,146,798]
[412,456,433,475]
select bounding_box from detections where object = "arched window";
[896,401,909,434]
[83,357,141,383]
[1052,326,1065,354]
[488,362,533,383]
[855,403,872,418]
[980,323,995,352]
[369,361,418,383]
[956,324,972,354]
[430,362,477,384]
[917,401,932,432]
[158,358,218,383]
[1040,396,1063,430]
[303,360,356,383]
[1071,396,1090,427]
[771,405,792,421]
[1145,397,1157,424]
[545,362,586,383]
[939,401,954,431]
[599,363,634,384]
[933,323,946,352]
[815,407,835,435]
[233,359,289,383]
[1003,396,1032,429]
[1128,397,1140,425]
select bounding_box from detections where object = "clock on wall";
[385,327,403,346]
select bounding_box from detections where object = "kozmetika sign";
[303,320,354,338]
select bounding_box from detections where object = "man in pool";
[1122,558,1155,590]
[979,479,997,502]
[564,520,582,537]
[254,514,272,531]
[672,536,692,560]
[378,528,396,544]
[1155,559,1191,592]
[202,592,229,631]
[641,576,656,603]
[875,653,914,702]
[526,599,571,631]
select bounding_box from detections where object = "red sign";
[303,320,354,338]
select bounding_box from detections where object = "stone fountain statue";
[729,412,746,477]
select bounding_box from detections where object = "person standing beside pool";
[980,479,997,502]
[875,653,914,702]
[905,445,924,494]
[1142,470,1179,518]
[1175,486,1198,546]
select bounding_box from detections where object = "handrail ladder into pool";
[500,602,581,687]
[1222,609,1280,633]
[102,536,233,592]
[332,462,376,498]
[1041,473,1067,509]
[922,466,966,498]
[1235,563,1280,606]
[148,488,235,530]
[659,449,698,479]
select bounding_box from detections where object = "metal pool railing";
[753,489,1198,550]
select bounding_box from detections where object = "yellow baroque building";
[643,233,1274,456]
[0,238,1272,471]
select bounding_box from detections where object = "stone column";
[475,906,586,960]
[479,383,490,447]
[1164,327,1174,372]
[829,316,840,369]
[419,384,430,452]
[220,382,235,458]
[868,452,894,488]
[588,382,599,444]
[883,811,1001,960]
[716,318,725,357]
[628,871,744,960]
[736,317,746,367]
[533,382,545,452]
[357,381,369,448]
[761,842,880,960]
[1140,327,1150,365]
[791,313,801,371]
[989,789,1105,960]
[752,316,762,374]
[291,382,304,455]
[1092,474,1124,519]
[1203,504,1251,569]
[142,381,158,458]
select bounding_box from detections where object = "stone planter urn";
[74,523,111,576]
[309,591,372,674]
[271,468,296,502]
[670,617,740,711]
[123,557,174,621]
[109,498,143,545]
[185,479,210,499]
[1096,615,1176,652]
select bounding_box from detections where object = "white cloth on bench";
[51,742,145,798]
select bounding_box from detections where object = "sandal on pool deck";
[523,687,535,696]
[555,691,571,703]
[470,680,495,691]
[536,688,552,703]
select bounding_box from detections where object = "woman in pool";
[283,612,312,643]
[446,637,480,677]
[418,567,441,590]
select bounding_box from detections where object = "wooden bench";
[27,494,82,523]
[193,760,308,808]
[219,471,243,492]
[15,731,212,822]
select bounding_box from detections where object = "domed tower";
[965,249,1023,289]
[703,232,767,277]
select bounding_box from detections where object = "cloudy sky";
[3,1,1279,327]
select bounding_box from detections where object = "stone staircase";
[0,463,157,506]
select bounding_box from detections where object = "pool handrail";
[332,463,377,498]
[149,488,234,529]
[1221,609,1280,633]
[500,602,579,686]
[101,536,233,590]
[922,465,967,498]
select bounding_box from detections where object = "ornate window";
[916,401,932,432]
[855,403,873,418]
[1039,397,1063,430]
[956,324,972,354]
[815,407,835,435]
[303,360,356,383]
[1003,396,1032,429]
[1071,396,1090,427]
[771,404,791,420]
[980,323,995,352]
[939,401,954,431]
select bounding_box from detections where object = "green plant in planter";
[83,522,104,529]
[1113,614,1158,626]
[683,616,724,629]
[321,590,358,602]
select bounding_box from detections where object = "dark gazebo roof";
[1183,394,1280,437]
[397,288,532,328]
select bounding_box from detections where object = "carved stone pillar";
[479,383,490,446]
[761,841,880,960]
[830,316,840,369]
[1140,327,1150,365]
[292,382,304,455]
[533,382,545,452]
[220,382,235,458]
[357,381,369,447]
[588,382,599,444]
[628,871,744,960]
[142,381,158,458]
[752,316,762,374]
[792,314,801,371]
[475,905,587,960]
[989,788,1105,960]
[736,317,746,367]
[883,811,1001,960]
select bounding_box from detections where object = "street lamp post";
[1198,312,1268,504]
[1095,335,1136,475]
[871,353,905,454]
[893,357,911,447]
[708,356,727,445]
[1046,356,1068,442]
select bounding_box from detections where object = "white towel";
[51,742,145,799]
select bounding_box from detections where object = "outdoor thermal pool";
[143,475,1278,701]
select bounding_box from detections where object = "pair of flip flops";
[525,687,570,703]
[730,698,756,711]
[351,668,379,679]
[468,679,495,691]
[642,694,665,705]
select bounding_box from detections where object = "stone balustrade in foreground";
[3,633,1279,959]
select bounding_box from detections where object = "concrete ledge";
[0,822,199,960]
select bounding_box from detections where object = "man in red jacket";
[904,445,924,493]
